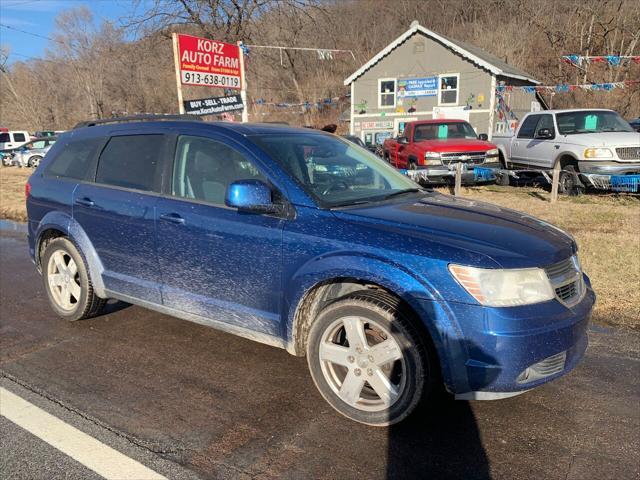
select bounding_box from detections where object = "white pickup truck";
[493,109,640,193]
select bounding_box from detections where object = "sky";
[0,0,147,63]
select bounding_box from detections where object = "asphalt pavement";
[1,231,639,480]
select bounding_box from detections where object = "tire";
[41,237,106,321]
[558,165,582,196]
[497,172,510,186]
[28,155,42,168]
[306,290,433,426]
[408,158,418,170]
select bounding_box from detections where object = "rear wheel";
[306,291,433,426]
[41,237,106,321]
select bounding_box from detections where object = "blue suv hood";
[332,193,575,269]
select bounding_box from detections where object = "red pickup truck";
[382,119,500,183]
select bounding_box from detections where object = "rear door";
[154,134,286,337]
[511,114,540,168]
[72,132,170,304]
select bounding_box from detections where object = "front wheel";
[306,291,433,426]
[28,155,42,168]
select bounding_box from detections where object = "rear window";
[46,138,103,180]
[95,135,164,192]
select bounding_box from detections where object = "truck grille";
[616,147,640,161]
[440,151,486,165]
[544,256,584,306]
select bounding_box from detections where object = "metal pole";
[454,162,462,196]
[172,33,185,114]
[237,41,249,123]
[551,162,560,203]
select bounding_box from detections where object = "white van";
[0,131,31,150]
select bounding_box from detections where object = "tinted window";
[46,138,103,180]
[13,133,26,142]
[96,135,163,192]
[517,115,540,139]
[534,114,555,137]
[0,133,9,143]
[172,136,267,206]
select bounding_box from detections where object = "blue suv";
[26,117,595,426]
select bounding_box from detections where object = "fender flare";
[283,253,467,390]
[35,212,107,298]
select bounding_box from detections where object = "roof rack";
[73,114,202,129]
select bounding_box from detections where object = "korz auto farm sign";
[175,34,242,89]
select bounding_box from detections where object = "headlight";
[485,148,499,157]
[449,264,555,307]
[584,147,613,159]
[424,151,441,166]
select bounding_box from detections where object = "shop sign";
[183,95,244,115]
[397,77,438,97]
[361,121,393,130]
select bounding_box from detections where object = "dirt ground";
[2,167,638,329]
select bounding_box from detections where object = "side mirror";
[398,136,409,144]
[478,133,489,141]
[535,128,553,139]
[225,179,278,214]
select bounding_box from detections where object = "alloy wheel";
[47,249,81,311]
[318,316,406,412]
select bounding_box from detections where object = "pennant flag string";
[497,80,639,94]
[561,55,640,67]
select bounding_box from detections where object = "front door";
[72,133,168,303]
[511,114,541,168]
[155,134,285,337]
[528,114,557,169]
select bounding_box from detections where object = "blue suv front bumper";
[421,276,595,399]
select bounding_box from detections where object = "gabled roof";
[344,21,539,86]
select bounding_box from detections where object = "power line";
[0,22,61,44]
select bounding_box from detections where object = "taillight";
[25,182,31,199]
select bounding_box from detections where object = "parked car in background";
[27,117,594,426]
[382,119,499,184]
[628,118,640,132]
[0,130,30,151]
[7,137,57,167]
[493,109,640,194]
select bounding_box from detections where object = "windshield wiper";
[379,188,422,200]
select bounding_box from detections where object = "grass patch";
[0,167,30,222]
[2,167,638,329]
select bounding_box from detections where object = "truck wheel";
[497,172,510,186]
[408,159,418,170]
[558,166,582,196]
[28,155,42,168]
[306,291,434,426]
[41,237,106,321]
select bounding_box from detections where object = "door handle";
[159,213,185,224]
[75,198,95,207]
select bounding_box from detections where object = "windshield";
[556,111,634,135]
[250,133,420,208]
[413,122,477,141]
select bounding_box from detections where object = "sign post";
[171,33,185,114]
[237,41,248,123]
[171,33,245,120]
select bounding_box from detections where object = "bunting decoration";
[497,80,639,94]
[561,55,640,67]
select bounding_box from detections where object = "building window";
[378,78,396,108]
[438,74,459,105]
